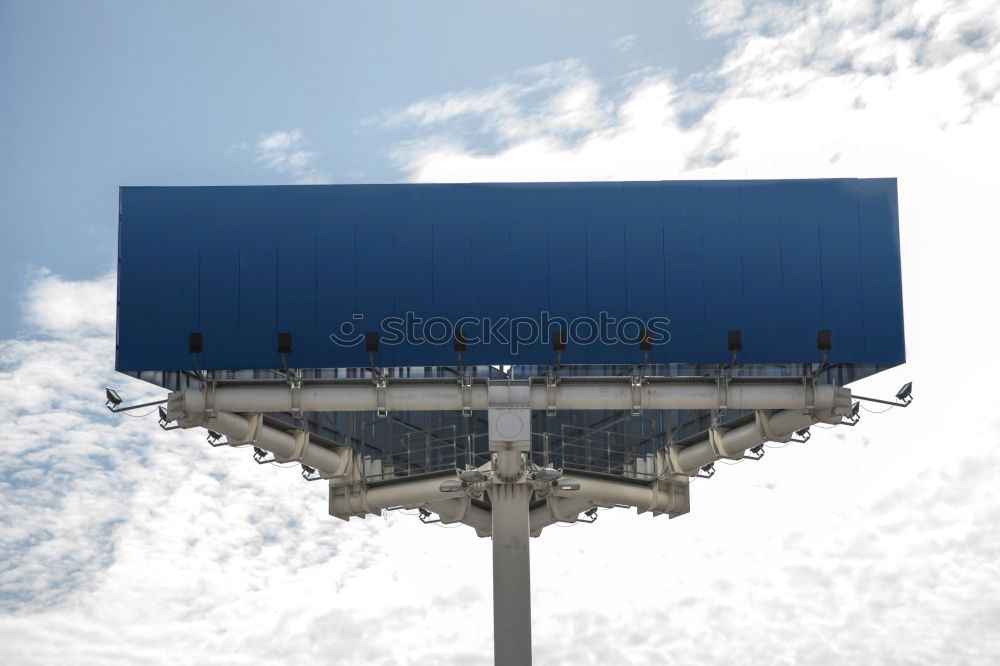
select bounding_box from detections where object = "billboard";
[116,179,904,372]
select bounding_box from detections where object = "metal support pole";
[489,479,533,666]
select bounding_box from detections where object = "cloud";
[613,34,638,53]
[249,129,329,184]
[3,0,1000,663]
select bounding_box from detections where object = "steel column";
[489,479,533,666]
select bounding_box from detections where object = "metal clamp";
[289,377,303,419]
[716,374,730,415]
[375,376,388,419]
[460,375,473,417]
[630,375,643,416]
[288,429,310,461]
[802,376,816,416]
[755,410,791,444]
[229,412,263,446]
[204,378,217,419]
[708,426,734,458]
[546,375,558,416]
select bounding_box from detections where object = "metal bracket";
[716,375,729,415]
[630,374,643,417]
[204,378,217,419]
[375,376,388,418]
[289,375,303,419]
[460,375,473,417]
[546,374,558,416]
[802,376,816,416]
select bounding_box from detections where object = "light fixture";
[157,406,178,431]
[744,444,764,460]
[553,477,580,491]
[817,329,833,351]
[253,447,273,464]
[552,330,567,352]
[459,469,486,484]
[531,467,561,482]
[843,402,861,426]
[638,330,653,352]
[277,332,293,354]
[439,479,465,493]
[727,330,742,352]
[895,382,913,402]
[301,464,319,481]
[418,508,441,524]
[105,387,123,408]
[206,430,224,446]
[698,463,715,478]
[792,428,811,443]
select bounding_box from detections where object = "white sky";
[2,0,999,663]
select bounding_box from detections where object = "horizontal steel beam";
[172,379,848,414]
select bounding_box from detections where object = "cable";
[860,403,894,414]
[120,408,159,418]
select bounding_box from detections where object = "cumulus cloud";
[3,0,1000,663]
[250,129,329,184]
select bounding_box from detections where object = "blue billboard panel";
[116,179,904,371]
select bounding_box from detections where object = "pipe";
[182,410,344,475]
[426,497,492,537]
[529,497,592,535]
[670,408,840,474]
[554,477,658,510]
[364,476,463,510]
[175,381,845,414]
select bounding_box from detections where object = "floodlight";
[792,428,811,443]
[417,507,441,524]
[554,477,580,491]
[439,479,465,493]
[188,332,204,354]
[301,464,319,481]
[895,382,913,402]
[253,447,273,464]
[157,406,178,431]
[206,430,223,446]
[727,330,742,352]
[744,444,764,460]
[817,329,833,351]
[552,330,567,352]
[843,402,861,426]
[365,331,380,352]
[105,387,123,408]
[277,332,293,354]
[532,467,561,482]
[698,463,716,478]
[638,330,653,352]
[459,469,486,484]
